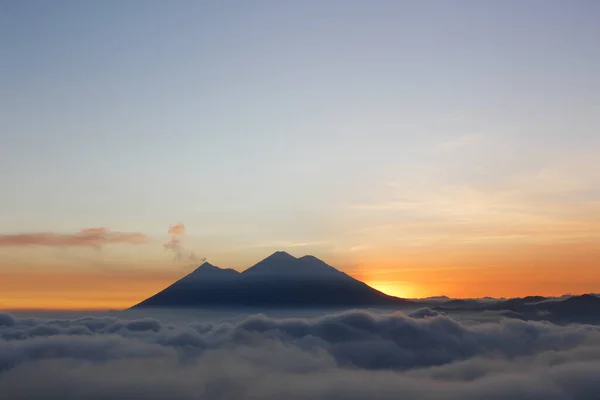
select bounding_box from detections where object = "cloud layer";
[0,228,147,248]
[1,309,600,399]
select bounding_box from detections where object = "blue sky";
[1,1,599,274]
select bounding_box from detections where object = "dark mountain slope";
[132,252,408,308]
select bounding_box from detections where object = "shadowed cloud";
[1,310,600,399]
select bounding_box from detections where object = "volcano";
[132,251,409,308]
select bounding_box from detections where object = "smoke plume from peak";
[163,223,206,264]
[167,223,185,236]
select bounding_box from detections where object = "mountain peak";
[266,251,296,260]
[184,262,240,280]
[195,261,217,270]
[242,252,344,278]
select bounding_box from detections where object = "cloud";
[167,223,186,236]
[1,310,600,399]
[347,200,421,211]
[435,134,484,154]
[0,228,148,248]
[233,240,328,251]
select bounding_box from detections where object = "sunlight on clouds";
[346,152,600,250]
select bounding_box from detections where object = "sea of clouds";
[1,308,600,399]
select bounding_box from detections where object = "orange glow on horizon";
[1,240,599,310]
[0,267,186,311]
[364,281,419,299]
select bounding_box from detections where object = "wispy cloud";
[286,241,328,248]
[347,200,421,211]
[0,228,147,248]
[231,240,329,252]
[345,162,600,248]
[435,134,484,154]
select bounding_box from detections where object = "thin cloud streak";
[231,240,329,252]
[0,228,148,248]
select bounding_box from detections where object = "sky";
[1,0,599,309]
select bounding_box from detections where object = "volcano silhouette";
[132,251,408,308]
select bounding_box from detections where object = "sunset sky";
[1,1,599,310]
